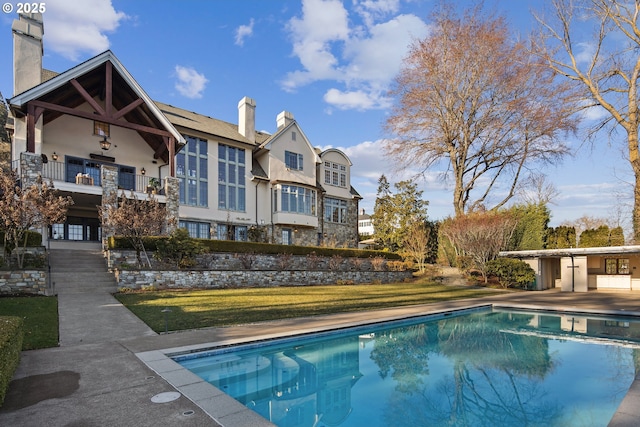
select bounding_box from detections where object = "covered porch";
[499,246,640,292]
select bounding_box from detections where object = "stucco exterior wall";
[560,256,588,292]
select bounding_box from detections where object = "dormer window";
[324,161,347,188]
[285,151,303,170]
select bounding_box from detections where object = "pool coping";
[136,302,640,427]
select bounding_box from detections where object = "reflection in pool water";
[175,308,640,427]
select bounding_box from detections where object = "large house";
[6,13,361,248]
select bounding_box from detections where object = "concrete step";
[48,249,117,294]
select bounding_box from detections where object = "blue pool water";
[175,308,640,427]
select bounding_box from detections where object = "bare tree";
[0,171,73,268]
[533,0,640,241]
[100,191,169,267]
[401,221,431,273]
[384,3,578,217]
[517,173,560,206]
[440,211,517,283]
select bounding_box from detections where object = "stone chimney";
[238,96,256,143]
[12,13,44,95]
[276,111,294,129]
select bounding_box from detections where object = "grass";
[115,277,500,333]
[0,296,58,350]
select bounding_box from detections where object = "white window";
[325,198,347,223]
[279,185,316,215]
[285,151,303,170]
[324,161,347,188]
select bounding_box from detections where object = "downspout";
[270,187,275,242]
[570,254,575,292]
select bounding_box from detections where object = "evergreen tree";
[371,175,429,252]
[546,226,577,249]
[579,225,625,248]
[372,175,395,250]
[508,202,551,250]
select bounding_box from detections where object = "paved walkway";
[3,278,640,425]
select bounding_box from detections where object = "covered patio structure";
[499,246,640,292]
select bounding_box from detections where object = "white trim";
[500,245,640,258]
[9,50,185,145]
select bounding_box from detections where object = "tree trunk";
[629,129,640,243]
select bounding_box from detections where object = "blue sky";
[0,0,629,228]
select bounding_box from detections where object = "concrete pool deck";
[2,288,640,426]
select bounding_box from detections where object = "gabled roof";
[9,50,185,159]
[255,119,321,164]
[320,148,353,166]
[156,102,270,147]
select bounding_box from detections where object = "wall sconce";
[51,152,59,161]
[99,135,111,151]
[294,227,299,233]
[140,167,146,175]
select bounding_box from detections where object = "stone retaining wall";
[107,250,396,271]
[115,269,413,290]
[0,271,47,295]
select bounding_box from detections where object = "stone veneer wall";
[0,271,47,295]
[164,177,180,233]
[108,249,411,289]
[19,152,42,187]
[321,197,359,248]
[116,269,412,289]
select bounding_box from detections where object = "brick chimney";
[12,13,44,95]
[238,96,256,143]
[276,111,294,129]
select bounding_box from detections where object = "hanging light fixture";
[99,135,111,151]
[140,167,146,175]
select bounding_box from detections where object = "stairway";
[49,248,118,294]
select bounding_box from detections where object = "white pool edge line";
[135,303,640,427]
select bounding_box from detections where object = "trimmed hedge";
[0,231,43,248]
[0,316,23,407]
[108,236,402,260]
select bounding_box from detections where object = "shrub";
[306,252,322,269]
[0,316,23,407]
[328,255,344,270]
[276,253,293,270]
[235,252,257,269]
[387,260,408,271]
[0,231,42,248]
[486,258,536,289]
[154,228,203,269]
[370,256,386,271]
[109,236,401,260]
[349,257,364,270]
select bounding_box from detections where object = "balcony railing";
[41,160,160,193]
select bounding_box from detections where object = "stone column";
[101,165,118,251]
[164,176,179,233]
[19,152,42,187]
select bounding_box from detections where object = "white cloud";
[44,0,127,61]
[235,18,255,46]
[323,88,389,110]
[282,0,350,90]
[174,66,208,99]
[282,0,428,111]
[354,0,400,27]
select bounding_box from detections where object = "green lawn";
[115,278,499,333]
[0,296,58,350]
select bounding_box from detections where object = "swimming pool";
[173,307,640,427]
